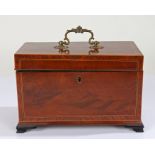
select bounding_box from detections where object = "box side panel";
[16,72,24,122]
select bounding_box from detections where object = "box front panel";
[17,71,140,124]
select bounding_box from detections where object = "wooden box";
[14,26,144,133]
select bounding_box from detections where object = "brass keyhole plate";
[76,76,82,84]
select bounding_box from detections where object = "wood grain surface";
[15,42,143,126]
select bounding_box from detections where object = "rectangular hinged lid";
[14,41,143,71]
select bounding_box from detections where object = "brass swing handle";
[57,26,102,49]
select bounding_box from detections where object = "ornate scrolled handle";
[56,26,103,50]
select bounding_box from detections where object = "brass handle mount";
[55,26,103,50]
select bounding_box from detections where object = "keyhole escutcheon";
[77,76,82,84]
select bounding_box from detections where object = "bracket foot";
[125,124,144,132]
[16,124,37,133]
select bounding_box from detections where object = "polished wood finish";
[15,41,144,132]
[15,42,142,55]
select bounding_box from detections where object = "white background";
[0,16,155,138]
